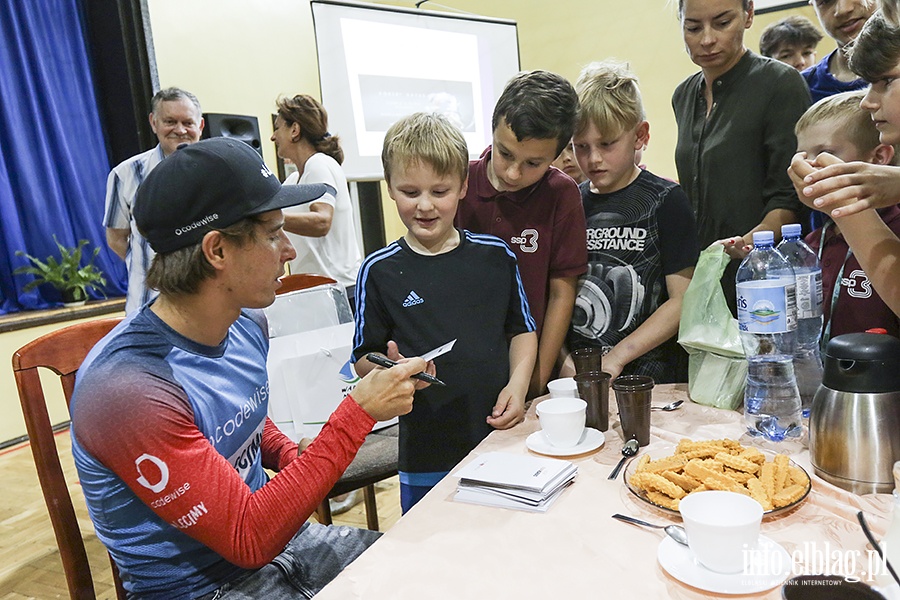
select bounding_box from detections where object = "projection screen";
[311,0,520,180]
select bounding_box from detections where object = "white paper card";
[421,339,456,362]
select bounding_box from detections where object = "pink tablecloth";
[316,384,895,599]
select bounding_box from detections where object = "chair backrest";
[12,316,125,600]
[277,273,338,295]
[268,273,350,339]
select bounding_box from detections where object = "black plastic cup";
[572,347,602,375]
[573,370,610,432]
[612,375,654,446]
[781,575,885,599]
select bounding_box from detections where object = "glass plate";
[623,444,811,517]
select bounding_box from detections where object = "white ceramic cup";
[547,377,578,398]
[536,397,586,448]
[679,491,763,574]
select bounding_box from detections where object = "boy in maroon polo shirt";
[793,90,900,340]
[456,70,588,396]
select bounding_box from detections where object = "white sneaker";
[329,490,361,515]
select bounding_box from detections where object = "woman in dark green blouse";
[672,0,811,311]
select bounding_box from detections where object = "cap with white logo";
[135,137,333,253]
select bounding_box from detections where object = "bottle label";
[737,279,797,333]
[795,270,823,319]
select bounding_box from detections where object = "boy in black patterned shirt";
[561,60,700,382]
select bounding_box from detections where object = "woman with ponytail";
[272,94,362,300]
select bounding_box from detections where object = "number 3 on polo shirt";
[510,229,538,253]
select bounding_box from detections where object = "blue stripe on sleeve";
[352,242,403,359]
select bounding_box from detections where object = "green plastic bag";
[678,247,747,410]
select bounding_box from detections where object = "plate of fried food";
[624,438,811,515]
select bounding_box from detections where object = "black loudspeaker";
[201,113,263,157]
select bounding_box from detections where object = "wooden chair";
[314,424,399,530]
[275,273,398,531]
[12,316,126,599]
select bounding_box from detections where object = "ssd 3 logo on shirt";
[842,269,873,299]
[510,229,538,253]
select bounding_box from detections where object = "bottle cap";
[866,328,889,335]
[781,223,802,238]
[752,231,775,246]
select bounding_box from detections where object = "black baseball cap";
[135,137,333,253]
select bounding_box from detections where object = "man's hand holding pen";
[350,340,440,421]
[351,355,427,422]
[380,340,441,388]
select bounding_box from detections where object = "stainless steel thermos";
[810,332,900,494]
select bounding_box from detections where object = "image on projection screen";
[358,76,476,133]
[341,17,484,159]
[311,1,520,180]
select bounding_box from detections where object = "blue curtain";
[0,0,127,314]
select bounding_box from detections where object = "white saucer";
[657,534,792,594]
[525,428,605,456]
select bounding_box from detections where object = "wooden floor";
[0,430,401,599]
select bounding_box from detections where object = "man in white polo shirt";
[103,87,204,313]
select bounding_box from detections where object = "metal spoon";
[608,438,639,480]
[651,399,684,411]
[611,513,689,546]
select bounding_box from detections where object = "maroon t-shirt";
[805,206,900,339]
[455,148,588,333]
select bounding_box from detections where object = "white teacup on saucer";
[679,491,763,574]
[536,397,586,448]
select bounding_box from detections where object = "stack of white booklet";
[452,451,577,513]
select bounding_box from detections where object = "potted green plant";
[15,236,107,307]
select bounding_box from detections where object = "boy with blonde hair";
[792,2,900,321]
[562,60,699,382]
[353,113,537,511]
[793,90,900,338]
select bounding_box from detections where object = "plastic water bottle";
[777,224,824,418]
[736,231,802,441]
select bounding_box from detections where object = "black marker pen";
[365,353,446,387]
